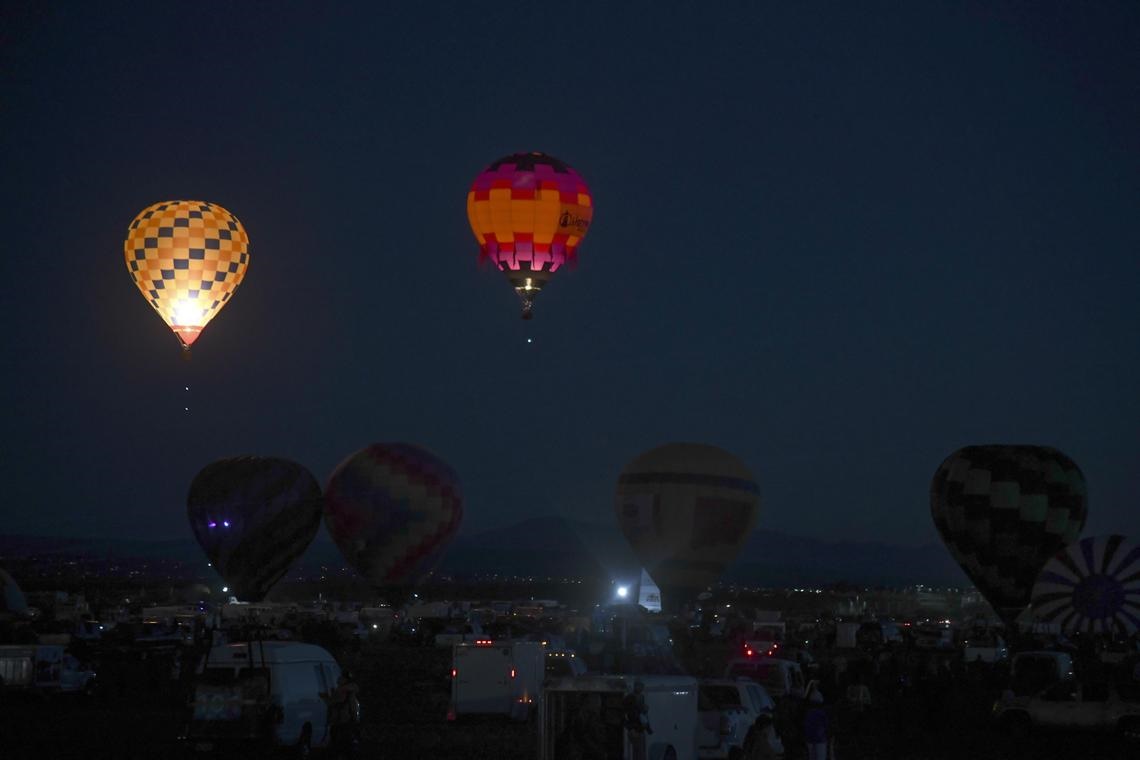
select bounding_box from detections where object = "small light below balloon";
[222,520,230,528]
[222,586,228,593]
[208,521,217,529]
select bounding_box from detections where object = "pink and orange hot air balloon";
[466,152,593,319]
[124,200,250,350]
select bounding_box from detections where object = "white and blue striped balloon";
[1031,535,1140,635]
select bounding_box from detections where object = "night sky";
[2,2,1137,549]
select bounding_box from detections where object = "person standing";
[803,691,830,760]
[321,671,360,759]
[623,681,652,760]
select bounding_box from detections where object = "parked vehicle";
[963,632,1008,664]
[434,621,486,648]
[697,678,782,759]
[1010,651,1075,697]
[993,680,1140,741]
[450,640,544,720]
[540,674,699,760]
[912,623,955,651]
[181,641,346,756]
[724,657,806,700]
[834,621,860,650]
[0,645,94,695]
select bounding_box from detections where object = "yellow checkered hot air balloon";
[124,200,249,350]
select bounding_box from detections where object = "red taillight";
[475,639,494,647]
[446,706,456,721]
[451,668,457,679]
[745,648,754,657]
[509,667,516,679]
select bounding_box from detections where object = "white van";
[541,674,699,760]
[450,640,544,719]
[182,641,346,756]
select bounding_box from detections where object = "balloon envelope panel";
[0,568,28,616]
[1032,535,1140,635]
[467,152,593,275]
[615,443,759,608]
[187,457,322,602]
[124,200,249,348]
[930,445,1087,623]
[323,443,463,590]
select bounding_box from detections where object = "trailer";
[450,640,544,719]
[540,674,699,760]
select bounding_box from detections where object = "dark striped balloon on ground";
[616,443,760,610]
[1031,535,1140,635]
[930,445,1087,625]
[187,457,323,602]
[323,444,463,594]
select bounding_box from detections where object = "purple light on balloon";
[208,521,217,529]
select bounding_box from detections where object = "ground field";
[1,640,1135,759]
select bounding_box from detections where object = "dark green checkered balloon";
[930,445,1087,625]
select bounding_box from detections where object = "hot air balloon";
[466,152,593,319]
[1031,535,1140,635]
[187,457,322,602]
[323,444,463,599]
[124,200,250,350]
[615,443,760,610]
[930,445,1087,625]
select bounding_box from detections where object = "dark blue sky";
[2,2,1136,547]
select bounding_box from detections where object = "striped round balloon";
[187,457,323,602]
[324,443,463,590]
[1031,535,1140,635]
[930,445,1087,624]
[615,442,760,609]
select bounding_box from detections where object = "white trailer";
[540,674,700,760]
[450,640,544,719]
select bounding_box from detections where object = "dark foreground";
[1,641,1134,760]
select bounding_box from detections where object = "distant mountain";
[0,517,969,588]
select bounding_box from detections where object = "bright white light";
[527,338,533,344]
[372,623,378,629]
[616,586,629,598]
[222,586,229,593]
[172,300,201,327]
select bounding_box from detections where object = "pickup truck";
[698,678,783,759]
[993,680,1140,741]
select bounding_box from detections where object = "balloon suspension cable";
[519,291,536,320]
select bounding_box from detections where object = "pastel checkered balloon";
[324,443,463,592]
[124,200,249,350]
